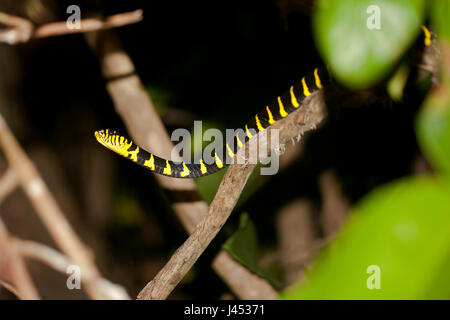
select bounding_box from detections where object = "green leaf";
[195,168,227,203]
[416,0,450,178]
[280,177,450,299]
[313,0,425,89]
[223,213,281,287]
[387,63,410,102]
[424,253,450,299]
[416,90,450,177]
[430,0,450,40]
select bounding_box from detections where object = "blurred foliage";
[417,84,450,178]
[281,177,450,299]
[417,0,450,178]
[387,62,410,102]
[282,0,450,299]
[313,0,425,89]
[430,0,450,40]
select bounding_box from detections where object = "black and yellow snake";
[95,26,432,178]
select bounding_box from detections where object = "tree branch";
[0,167,18,204]
[137,90,327,300]
[0,10,143,45]
[0,219,39,299]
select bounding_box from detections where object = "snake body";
[95,26,432,178]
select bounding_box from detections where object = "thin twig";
[13,238,129,299]
[0,167,18,204]
[0,10,143,45]
[0,219,39,299]
[0,279,22,299]
[0,12,33,44]
[0,112,128,299]
[137,90,327,300]
[85,29,280,299]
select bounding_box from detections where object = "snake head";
[94,129,132,156]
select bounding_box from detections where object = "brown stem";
[0,219,40,299]
[0,10,143,45]
[0,167,18,204]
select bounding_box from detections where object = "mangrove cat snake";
[95,26,432,178]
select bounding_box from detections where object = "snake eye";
[94,130,105,141]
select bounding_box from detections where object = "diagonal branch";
[0,167,18,204]
[137,90,327,300]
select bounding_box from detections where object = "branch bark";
[0,10,143,45]
[0,167,18,204]
[0,219,39,299]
